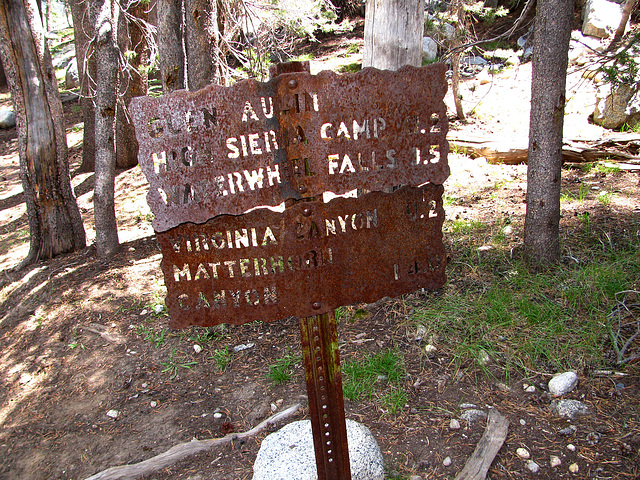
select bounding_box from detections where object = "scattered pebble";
[424,344,437,354]
[558,425,577,436]
[141,383,148,388]
[567,444,576,452]
[516,447,530,459]
[213,412,223,419]
[442,456,452,467]
[526,461,540,473]
[106,409,119,419]
[19,373,32,385]
[193,344,203,354]
[551,399,590,420]
[139,309,148,316]
[150,401,157,408]
[461,409,487,424]
[460,403,477,409]
[233,343,255,352]
[449,419,461,430]
[569,463,579,473]
[519,419,526,426]
[477,349,491,365]
[549,372,579,397]
[525,385,536,393]
[271,403,278,412]
[550,455,562,467]
[153,304,164,314]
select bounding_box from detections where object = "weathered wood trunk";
[363,0,425,70]
[69,0,96,172]
[92,0,120,257]
[525,0,574,265]
[184,0,216,90]
[157,0,185,93]
[0,0,86,268]
[116,0,148,169]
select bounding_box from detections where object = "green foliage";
[210,347,232,372]
[135,325,167,347]
[267,351,301,385]
[161,349,198,380]
[342,349,406,402]
[600,35,640,87]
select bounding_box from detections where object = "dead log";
[448,133,640,165]
[454,409,509,480]
[83,403,302,480]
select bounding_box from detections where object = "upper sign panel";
[131,64,449,232]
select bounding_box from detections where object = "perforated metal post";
[300,311,351,480]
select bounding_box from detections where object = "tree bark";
[116,0,148,169]
[524,0,574,265]
[0,0,86,268]
[157,0,185,93]
[69,0,97,172]
[184,0,217,90]
[363,0,425,70]
[91,0,119,257]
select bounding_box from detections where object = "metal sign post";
[131,60,449,480]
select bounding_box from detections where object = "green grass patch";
[267,352,301,385]
[342,349,406,414]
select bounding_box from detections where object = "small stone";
[567,444,576,452]
[377,375,387,381]
[153,304,164,314]
[213,412,223,419]
[549,372,579,397]
[551,400,590,420]
[558,425,577,436]
[519,419,526,426]
[193,344,203,354]
[526,461,540,473]
[276,399,283,406]
[409,476,422,480]
[140,309,148,316]
[141,383,148,388]
[0,108,16,129]
[424,344,437,354]
[460,403,477,409]
[461,409,487,424]
[128,247,135,252]
[270,403,278,412]
[233,343,255,352]
[449,419,461,430]
[525,385,536,393]
[106,409,119,419]
[516,447,531,459]
[569,463,579,473]
[443,456,452,467]
[150,401,158,408]
[19,373,32,385]
[550,455,562,467]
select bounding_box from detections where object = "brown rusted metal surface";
[130,63,449,233]
[300,312,351,480]
[157,184,446,329]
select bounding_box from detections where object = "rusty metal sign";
[157,185,445,329]
[130,64,449,233]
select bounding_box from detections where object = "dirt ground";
[1,24,640,480]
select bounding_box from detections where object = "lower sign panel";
[158,185,446,328]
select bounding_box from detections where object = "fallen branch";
[455,408,509,480]
[448,133,640,165]
[83,403,302,480]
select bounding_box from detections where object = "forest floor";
[1,18,640,480]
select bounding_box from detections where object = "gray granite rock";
[548,371,579,397]
[551,399,590,420]
[0,108,16,129]
[253,419,384,480]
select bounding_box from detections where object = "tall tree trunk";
[116,0,148,169]
[524,0,574,265]
[157,0,185,93]
[184,0,215,90]
[91,0,119,257]
[69,0,97,172]
[608,0,636,50]
[0,0,86,268]
[363,0,425,70]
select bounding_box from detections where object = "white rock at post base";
[548,371,579,397]
[252,419,384,480]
